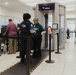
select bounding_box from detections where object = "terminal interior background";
[0,0,76,75]
[0,0,76,32]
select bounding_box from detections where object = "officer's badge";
[22,24,26,28]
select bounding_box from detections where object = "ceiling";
[20,0,76,11]
[0,0,76,18]
[0,0,33,13]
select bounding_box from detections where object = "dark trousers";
[20,40,26,62]
[67,33,70,39]
[33,37,42,58]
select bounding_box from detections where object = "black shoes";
[16,56,21,58]
[20,59,26,64]
[33,52,42,59]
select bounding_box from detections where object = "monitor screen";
[52,23,58,29]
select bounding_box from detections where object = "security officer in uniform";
[19,13,35,63]
[33,18,44,58]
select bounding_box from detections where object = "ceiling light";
[5,2,8,5]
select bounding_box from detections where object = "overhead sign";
[39,3,55,11]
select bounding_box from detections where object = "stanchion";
[0,35,31,75]
[17,34,19,51]
[26,37,30,75]
[55,33,62,54]
[6,36,8,52]
[0,41,1,56]
[45,33,55,63]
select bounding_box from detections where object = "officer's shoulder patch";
[31,24,33,27]
[22,24,26,28]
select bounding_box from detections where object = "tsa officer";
[19,13,35,63]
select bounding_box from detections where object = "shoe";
[36,52,42,59]
[36,55,41,59]
[16,56,21,58]
[20,59,26,64]
[3,51,6,54]
[20,60,24,64]
[32,54,36,58]
[7,52,12,54]
[32,52,37,58]
[13,52,16,54]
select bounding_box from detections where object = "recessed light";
[5,2,8,5]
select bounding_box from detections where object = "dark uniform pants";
[20,39,26,62]
[33,37,42,58]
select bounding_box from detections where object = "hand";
[30,30,36,34]
[41,31,46,35]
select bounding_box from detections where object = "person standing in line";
[48,26,52,34]
[5,19,18,54]
[74,27,76,43]
[67,28,70,39]
[33,18,45,58]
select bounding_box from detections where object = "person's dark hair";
[48,26,51,28]
[9,19,12,22]
[23,13,31,20]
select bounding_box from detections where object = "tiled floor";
[0,52,20,73]
[0,36,76,75]
[31,37,76,75]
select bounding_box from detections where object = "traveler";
[48,26,52,33]
[5,19,18,54]
[33,18,45,58]
[67,28,70,39]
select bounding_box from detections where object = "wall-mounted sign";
[39,3,55,11]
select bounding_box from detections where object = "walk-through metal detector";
[34,2,66,50]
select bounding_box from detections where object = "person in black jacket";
[19,13,35,63]
[33,18,45,58]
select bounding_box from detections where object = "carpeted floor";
[0,50,49,75]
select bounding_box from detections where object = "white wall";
[67,19,75,31]
[0,6,34,22]
[0,6,22,19]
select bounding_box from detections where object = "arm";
[30,30,35,34]
[40,25,44,32]
[40,25,46,35]
[5,25,10,34]
[15,24,18,32]
[29,24,35,34]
